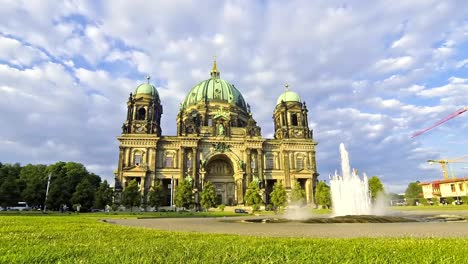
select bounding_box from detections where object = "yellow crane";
[427,155,468,179]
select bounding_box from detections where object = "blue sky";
[0,0,467,193]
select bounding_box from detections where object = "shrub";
[431,198,440,206]
[252,204,260,212]
[445,197,454,205]
[218,204,225,212]
[265,204,274,211]
[406,198,417,206]
[461,196,468,205]
[420,198,428,206]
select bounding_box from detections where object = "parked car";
[7,202,31,211]
[234,209,249,214]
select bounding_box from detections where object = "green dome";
[276,90,301,105]
[182,77,248,112]
[134,83,158,97]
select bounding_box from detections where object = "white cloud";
[374,56,414,73]
[0,36,48,66]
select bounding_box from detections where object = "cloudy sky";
[1,0,467,193]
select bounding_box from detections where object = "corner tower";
[273,84,312,140]
[122,76,163,136]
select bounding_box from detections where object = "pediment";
[123,165,148,172]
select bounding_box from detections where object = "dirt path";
[107,212,468,238]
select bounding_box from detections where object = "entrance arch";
[205,154,236,205]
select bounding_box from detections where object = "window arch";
[291,113,298,126]
[137,107,146,120]
[133,150,145,166]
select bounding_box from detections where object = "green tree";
[46,162,96,210]
[121,179,141,211]
[147,180,165,211]
[315,181,331,208]
[71,178,96,211]
[0,163,22,207]
[200,181,216,211]
[94,180,114,209]
[244,181,262,211]
[174,178,193,209]
[290,181,306,205]
[368,176,385,202]
[270,181,287,212]
[405,181,422,206]
[0,176,21,207]
[19,164,48,208]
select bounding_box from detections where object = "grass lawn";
[1,214,467,263]
[389,205,468,211]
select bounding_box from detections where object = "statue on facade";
[217,123,225,136]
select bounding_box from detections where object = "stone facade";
[114,62,319,206]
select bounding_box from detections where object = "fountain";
[330,143,372,216]
[238,143,465,224]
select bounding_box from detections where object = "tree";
[290,181,306,205]
[0,176,21,207]
[71,178,97,211]
[405,181,422,206]
[174,178,193,209]
[121,179,141,211]
[147,180,165,211]
[315,181,331,208]
[244,181,262,211]
[270,181,287,212]
[0,163,22,207]
[94,180,114,209]
[20,164,48,208]
[200,181,216,211]
[368,176,385,202]
[46,162,95,210]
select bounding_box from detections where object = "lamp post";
[170,176,174,210]
[43,173,52,213]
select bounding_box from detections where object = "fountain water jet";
[330,143,372,216]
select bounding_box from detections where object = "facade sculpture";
[114,60,319,206]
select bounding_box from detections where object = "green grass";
[389,205,468,211]
[1,215,467,263]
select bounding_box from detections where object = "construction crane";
[411,106,467,138]
[427,155,468,179]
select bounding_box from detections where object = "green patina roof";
[134,83,158,98]
[181,77,248,111]
[276,90,302,105]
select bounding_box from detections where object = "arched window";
[137,107,146,120]
[134,153,142,165]
[266,155,274,170]
[296,156,304,170]
[291,113,298,126]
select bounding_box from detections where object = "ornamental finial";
[210,56,220,78]
[285,83,289,91]
[146,75,150,84]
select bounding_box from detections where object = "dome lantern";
[210,57,220,79]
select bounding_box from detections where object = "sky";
[0,0,467,193]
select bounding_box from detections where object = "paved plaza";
[108,211,468,238]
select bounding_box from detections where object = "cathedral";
[114,60,319,207]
